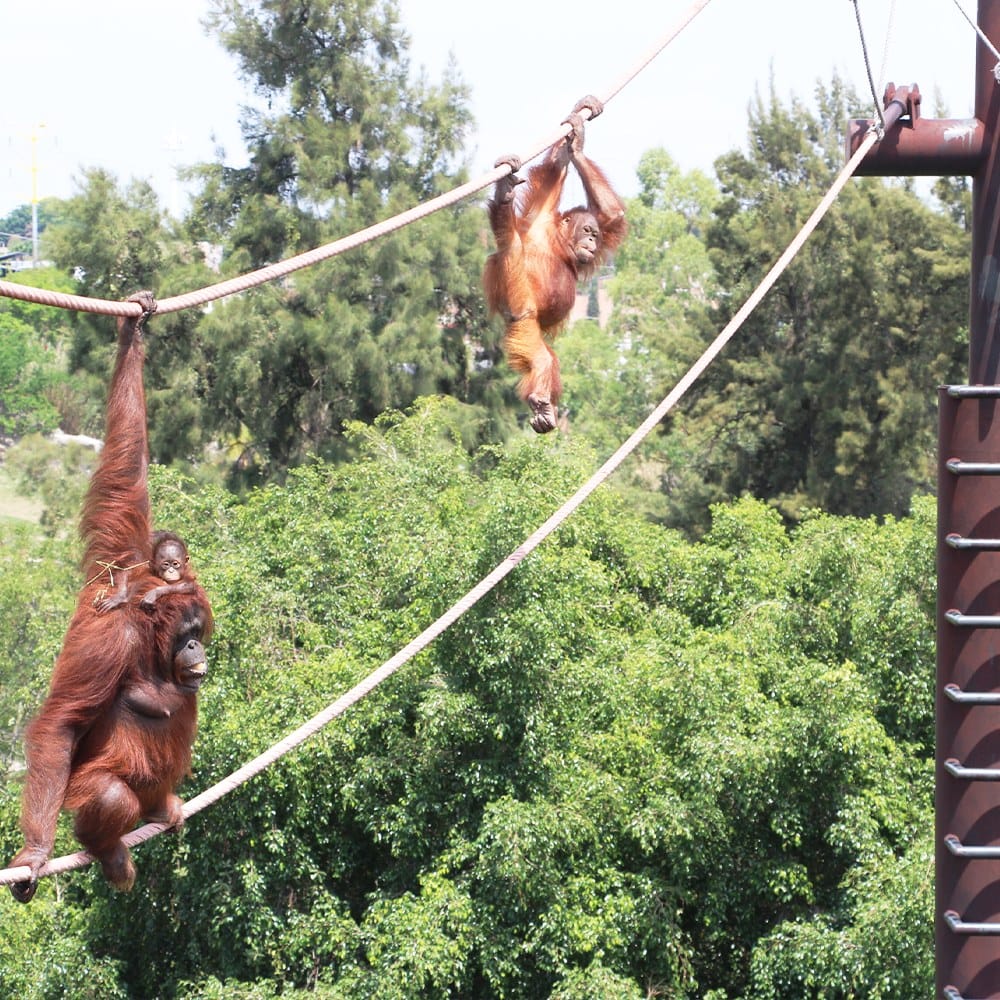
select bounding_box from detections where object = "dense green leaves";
[185,0,499,476]
[0,402,936,997]
[0,272,83,439]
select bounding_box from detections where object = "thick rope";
[0,281,143,316]
[0,123,879,892]
[0,0,714,320]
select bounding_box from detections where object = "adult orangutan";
[483,96,627,432]
[7,291,213,902]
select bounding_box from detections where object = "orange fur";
[8,295,213,899]
[484,136,626,432]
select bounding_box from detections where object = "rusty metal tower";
[847,2,1000,996]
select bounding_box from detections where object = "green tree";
[42,172,219,458]
[0,198,63,249]
[0,315,60,438]
[0,268,98,435]
[558,149,719,515]
[0,268,83,437]
[0,403,935,998]
[663,77,968,529]
[185,0,500,479]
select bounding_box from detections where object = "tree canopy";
[0,400,936,998]
[663,80,968,527]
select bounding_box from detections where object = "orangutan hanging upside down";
[483,96,627,433]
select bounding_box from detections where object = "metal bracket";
[946,459,1000,476]
[944,834,1000,858]
[945,610,1000,628]
[883,82,921,126]
[947,385,1000,398]
[944,683,1000,705]
[946,533,1000,551]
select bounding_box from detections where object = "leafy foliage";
[0,401,935,997]
[0,271,86,439]
[653,78,968,530]
[185,0,502,477]
[0,17,968,997]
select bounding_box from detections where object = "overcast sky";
[0,0,982,221]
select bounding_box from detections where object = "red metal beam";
[847,115,986,176]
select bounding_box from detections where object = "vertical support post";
[937,389,1000,998]
[846,2,1000,994]
[970,1,1000,384]
[937,5,1000,996]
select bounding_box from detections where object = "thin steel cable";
[0,123,880,893]
[0,0,714,320]
[951,0,1000,79]
[852,0,887,132]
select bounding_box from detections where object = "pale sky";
[0,0,981,222]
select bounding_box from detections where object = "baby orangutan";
[95,531,197,615]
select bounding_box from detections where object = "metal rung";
[945,834,1000,858]
[944,909,1000,934]
[947,385,1000,398]
[946,459,1000,476]
[944,683,1000,705]
[946,533,1000,551]
[945,758,1000,780]
[945,610,1000,628]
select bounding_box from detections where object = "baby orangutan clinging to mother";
[483,96,627,433]
[94,529,199,616]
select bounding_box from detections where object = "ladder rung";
[946,533,1000,551]
[944,683,1000,705]
[947,459,1000,476]
[944,909,1000,935]
[945,758,1000,781]
[944,834,1000,858]
[944,987,985,1000]
[947,385,1000,398]
[945,610,1000,628]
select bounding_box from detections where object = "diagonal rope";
[951,0,1000,80]
[0,0,713,320]
[0,122,880,893]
